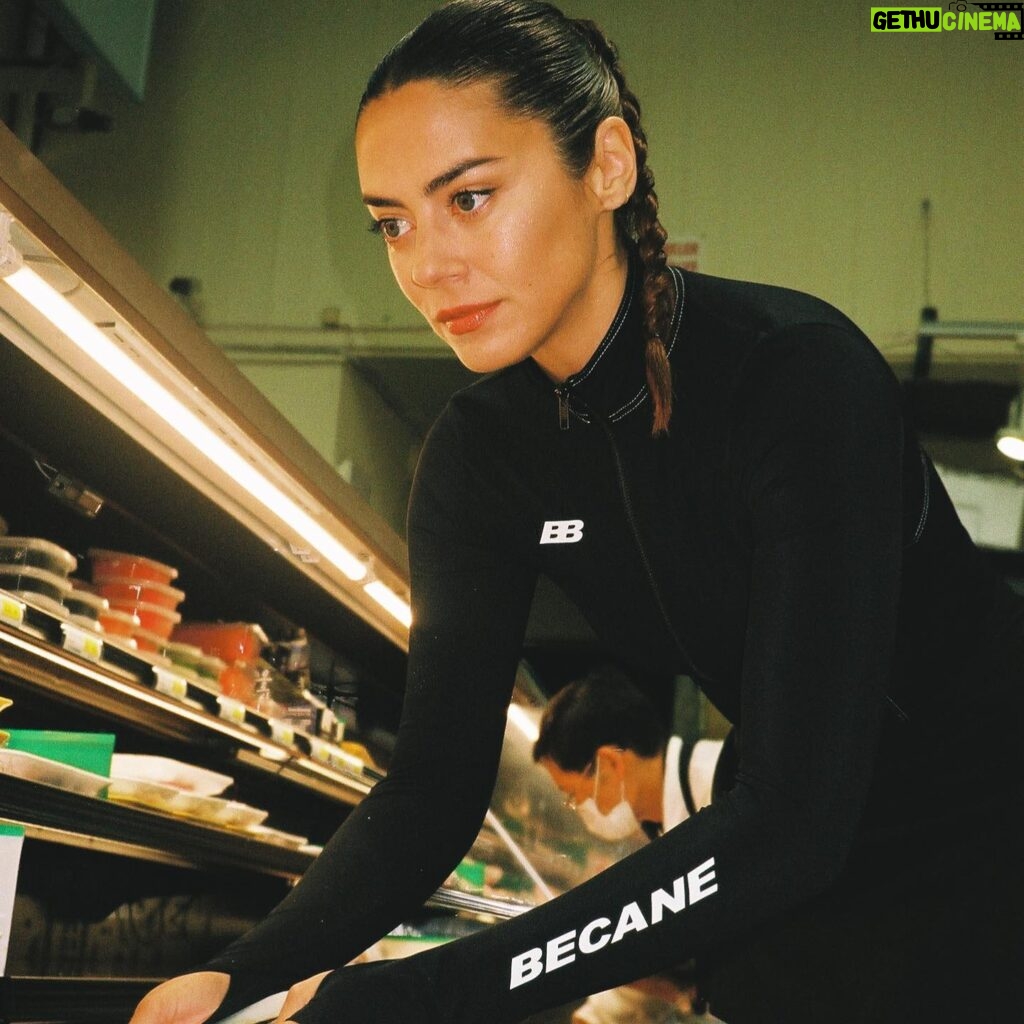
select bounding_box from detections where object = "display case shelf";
[0,614,373,807]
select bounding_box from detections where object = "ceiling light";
[995,390,1024,462]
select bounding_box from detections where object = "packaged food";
[110,753,233,796]
[98,606,140,637]
[0,537,76,576]
[64,585,109,630]
[107,598,181,639]
[130,625,167,654]
[94,577,185,610]
[89,548,178,586]
[171,622,269,666]
[0,564,73,605]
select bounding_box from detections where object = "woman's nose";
[410,225,466,289]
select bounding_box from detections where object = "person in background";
[129,2,1023,1023]
[533,665,729,1024]
[533,665,729,842]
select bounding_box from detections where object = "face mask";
[575,760,640,841]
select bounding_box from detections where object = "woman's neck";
[531,248,630,384]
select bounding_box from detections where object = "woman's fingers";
[128,972,231,1024]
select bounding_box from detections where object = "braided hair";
[360,0,675,435]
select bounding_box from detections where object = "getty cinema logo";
[871,3,1023,37]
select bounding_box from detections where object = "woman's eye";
[369,217,410,242]
[452,190,492,214]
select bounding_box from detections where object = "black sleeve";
[289,325,908,1024]
[204,410,538,1017]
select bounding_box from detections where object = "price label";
[0,596,25,629]
[309,738,332,764]
[153,667,189,700]
[269,719,295,746]
[217,696,247,725]
[61,623,103,661]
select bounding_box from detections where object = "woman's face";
[355,79,626,380]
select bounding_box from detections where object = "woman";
[131,2,1023,1022]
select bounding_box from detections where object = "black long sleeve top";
[208,264,1023,1024]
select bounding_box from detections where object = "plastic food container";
[64,585,109,629]
[0,748,110,797]
[0,564,73,605]
[4,728,116,777]
[110,753,233,796]
[107,599,181,639]
[0,537,77,576]
[165,642,204,673]
[98,607,141,638]
[130,625,168,654]
[171,622,269,666]
[89,548,178,586]
[94,577,185,611]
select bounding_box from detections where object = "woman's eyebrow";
[362,156,500,207]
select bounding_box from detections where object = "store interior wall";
[4,0,1022,539]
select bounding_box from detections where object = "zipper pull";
[556,387,570,431]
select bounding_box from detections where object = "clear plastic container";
[89,548,178,585]
[171,621,269,665]
[0,564,73,605]
[94,576,185,610]
[0,536,77,576]
[98,607,141,638]
[107,598,181,639]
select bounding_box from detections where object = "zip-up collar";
[540,259,685,430]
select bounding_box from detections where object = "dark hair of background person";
[358,0,675,435]
[532,664,669,771]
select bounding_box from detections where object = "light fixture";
[363,580,412,628]
[0,211,413,632]
[995,389,1024,462]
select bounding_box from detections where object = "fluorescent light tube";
[2,262,367,582]
[363,580,412,627]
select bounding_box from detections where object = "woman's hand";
[128,972,230,1024]
[272,971,330,1023]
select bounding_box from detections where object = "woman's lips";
[436,301,500,336]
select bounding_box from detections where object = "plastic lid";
[88,548,179,581]
[0,536,77,575]
[0,563,74,594]
[107,599,182,624]
[94,576,186,602]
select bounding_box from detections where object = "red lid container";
[98,607,141,638]
[171,621,269,666]
[89,548,179,586]
[95,577,185,611]
[107,599,181,640]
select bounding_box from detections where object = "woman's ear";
[595,744,627,782]
[585,116,637,213]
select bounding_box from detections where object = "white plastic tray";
[0,747,109,797]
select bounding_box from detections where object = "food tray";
[213,800,269,830]
[0,747,109,797]
[107,776,182,811]
[110,753,233,796]
[0,536,77,576]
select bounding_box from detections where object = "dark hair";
[360,0,674,434]
[532,665,668,771]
